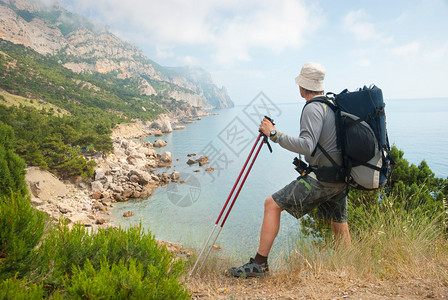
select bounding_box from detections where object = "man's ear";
[299,86,305,98]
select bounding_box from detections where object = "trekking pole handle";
[261,116,274,153]
[264,116,275,126]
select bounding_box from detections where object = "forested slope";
[0,39,194,177]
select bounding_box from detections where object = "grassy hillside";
[0,39,194,178]
[0,39,169,121]
[0,89,69,117]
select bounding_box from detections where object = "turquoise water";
[110,97,448,259]
[386,97,448,177]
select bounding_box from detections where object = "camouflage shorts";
[272,174,348,223]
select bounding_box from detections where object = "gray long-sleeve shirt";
[271,97,342,167]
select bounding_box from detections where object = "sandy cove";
[25,113,210,254]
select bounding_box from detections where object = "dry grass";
[0,89,69,117]
[186,238,448,299]
[185,203,448,299]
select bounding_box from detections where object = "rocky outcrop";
[123,211,135,218]
[0,2,66,55]
[88,136,179,204]
[0,0,234,109]
[167,66,234,108]
[167,89,206,108]
[21,118,197,258]
[110,112,215,141]
[25,133,181,229]
[111,120,148,139]
[153,140,167,148]
[186,156,210,166]
[150,115,173,133]
[110,115,174,140]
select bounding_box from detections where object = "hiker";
[228,62,351,278]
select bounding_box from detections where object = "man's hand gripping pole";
[262,116,275,153]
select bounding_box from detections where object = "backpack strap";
[304,96,338,112]
[304,96,347,185]
[304,96,341,164]
[313,143,340,168]
[359,161,382,172]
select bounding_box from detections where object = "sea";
[110,96,448,260]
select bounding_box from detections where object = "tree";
[93,134,113,154]
[0,122,27,198]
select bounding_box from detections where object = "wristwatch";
[269,130,277,137]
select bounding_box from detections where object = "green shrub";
[290,149,448,280]
[0,193,47,280]
[0,192,189,298]
[63,258,190,299]
[300,146,448,240]
[29,223,189,297]
[288,191,448,282]
[0,277,44,300]
[0,121,27,198]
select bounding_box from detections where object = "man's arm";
[263,103,326,156]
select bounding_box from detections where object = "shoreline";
[25,112,213,254]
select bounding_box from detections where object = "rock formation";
[25,130,183,229]
[0,0,234,109]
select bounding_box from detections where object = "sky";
[57,0,448,105]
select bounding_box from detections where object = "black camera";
[293,157,308,175]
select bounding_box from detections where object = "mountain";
[166,66,233,109]
[0,37,208,178]
[0,0,234,109]
[0,38,169,121]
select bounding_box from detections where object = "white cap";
[295,62,326,91]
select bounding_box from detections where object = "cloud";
[391,41,420,57]
[182,55,199,66]
[343,9,383,41]
[357,59,371,67]
[59,0,321,65]
[155,46,175,60]
[423,42,448,61]
[212,0,320,65]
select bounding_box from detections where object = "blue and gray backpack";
[306,85,393,190]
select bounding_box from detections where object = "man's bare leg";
[330,221,351,246]
[257,196,283,257]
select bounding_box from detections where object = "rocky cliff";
[166,66,234,109]
[0,0,234,109]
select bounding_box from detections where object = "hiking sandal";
[227,258,269,278]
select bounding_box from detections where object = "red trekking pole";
[189,117,274,278]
